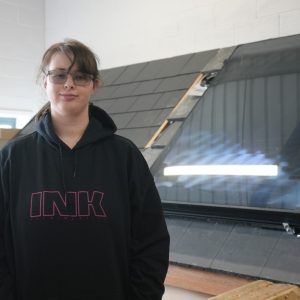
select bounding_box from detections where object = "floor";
[163,285,210,300]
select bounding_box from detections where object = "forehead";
[48,52,77,71]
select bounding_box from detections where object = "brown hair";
[36,39,101,120]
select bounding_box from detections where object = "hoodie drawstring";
[73,151,78,178]
[58,144,67,193]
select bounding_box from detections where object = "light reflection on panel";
[164,165,278,176]
[154,74,300,210]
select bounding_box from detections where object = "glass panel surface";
[154,73,300,210]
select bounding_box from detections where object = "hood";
[37,104,117,150]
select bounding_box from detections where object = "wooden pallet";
[208,280,300,300]
[165,265,252,296]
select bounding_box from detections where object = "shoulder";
[111,134,138,148]
[1,132,38,157]
[103,133,149,169]
[103,133,138,152]
[110,134,152,174]
[109,134,145,159]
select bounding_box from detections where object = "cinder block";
[280,10,300,37]
[19,7,44,27]
[19,0,44,10]
[258,0,300,17]
[235,15,279,45]
[0,2,17,23]
[214,0,256,28]
[0,58,37,79]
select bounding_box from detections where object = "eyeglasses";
[46,69,94,86]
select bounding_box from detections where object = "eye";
[53,72,67,80]
[74,73,89,81]
[49,70,67,82]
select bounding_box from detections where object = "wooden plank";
[144,120,168,149]
[171,73,204,114]
[208,280,300,300]
[165,264,252,296]
[244,283,295,300]
[268,286,300,300]
[208,280,272,299]
[144,73,204,149]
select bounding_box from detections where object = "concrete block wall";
[45,0,300,69]
[1,0,300,123]
[0,0,44,126]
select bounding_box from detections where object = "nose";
[64,74,75,88]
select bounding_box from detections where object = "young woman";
[0,39,170,300]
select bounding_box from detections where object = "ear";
[92,79,102,92]
[43,76,47,89]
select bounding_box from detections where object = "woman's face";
[44,52,97,119]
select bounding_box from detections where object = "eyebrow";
[50,68,81,73]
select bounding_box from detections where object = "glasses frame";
[46,69,94,86]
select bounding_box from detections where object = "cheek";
[45,85,58,101]
[87,90,95,98]
[87,86,97,98]
[79,88,95,100]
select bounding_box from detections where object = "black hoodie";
[0,105,170,300]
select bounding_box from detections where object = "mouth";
[60,94,78,100]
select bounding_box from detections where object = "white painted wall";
[2,0,300,126]
[0,0,44,127]
[45,0,300,69]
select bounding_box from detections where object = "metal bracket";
[200,72,218,87]
[282,222,300,237]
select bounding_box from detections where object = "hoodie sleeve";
[0,151,15,300]
[129,147,170,300]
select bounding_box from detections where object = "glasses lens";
[48,70,68,84]
[47,70,93,86]
[73,72,93,86]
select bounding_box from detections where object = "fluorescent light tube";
[164,165,278,176]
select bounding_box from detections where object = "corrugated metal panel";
[167,216,300,285]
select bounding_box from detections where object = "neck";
[51,112,89,149]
